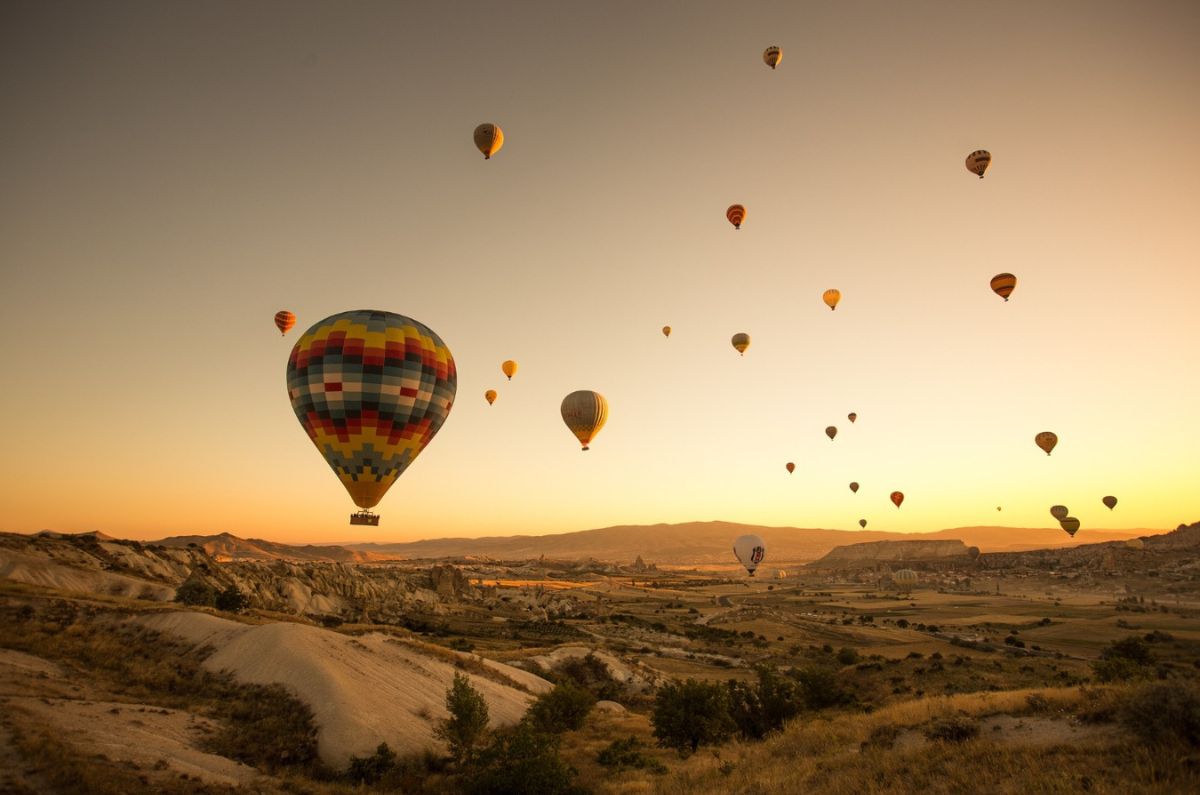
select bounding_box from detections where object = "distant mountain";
[345,520,1159,565]
[152,532,390,563]
[812,539,972,568]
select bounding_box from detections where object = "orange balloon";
[890,491,904,508]
[786,462,795,474]
[274,310,296,336]
[726,204,746,230]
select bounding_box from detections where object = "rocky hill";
[809,539,976,570]
[152,532,389,563]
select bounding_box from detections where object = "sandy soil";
[141,611,550,768]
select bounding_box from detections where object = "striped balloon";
[474,123,504,160]
[966,150,991,178]
[990,273,1017,301]
[561,390,608,451]
[726,204,746,230]
[763,46,782,69]
[823,289,841,311]
[274,310,296,336]
[731,332,751,356]
[286,310,456,516]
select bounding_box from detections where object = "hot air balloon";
[561,390,608,451]
[1103,495,1117,510]
[1035,431,1058,456]
[990,273,1017,301]
[726,204,746,230]
[286,310,456,526]
[733,534,766,576]
[274,310,296,336]
[848,412,857,423]
[662,326,671,338]
[849,482,859,493]
[890,491,904,508]
[786,462,795,474]
[822,289,841,311]
[485,390,497,406]
[502,360,518,380]
[966,150,991,178]
[892,569,919,589]
[763,46,782,69]
[859,519,868,528]
[997,506,1002,511]
[1050,505,1069,521]
[825,426,837,441]
[474,123,504,159]
[731,333,751,356]
[1060,517,1081,537]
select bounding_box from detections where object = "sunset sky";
[2,1,1198,544]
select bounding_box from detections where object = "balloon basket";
[350,511,380,526]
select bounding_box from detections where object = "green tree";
[525,681,596,734]
[436,672,490,764]
[465,722,581,795]
[651,679,736,754]
[215,585,248,613]
[174,577,216,607]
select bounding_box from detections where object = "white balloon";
[733,534,766,576]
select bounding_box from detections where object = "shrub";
[525,681,596,734]
[550,653,622,702]
[1119,682,1200,747]
[464,723,581,795]
[1102,636,1153,665]
[174,578,216,607]
[346,742,396,785]
[924,716,980,743]
[596,736,667,773]
[214,585,247,613]
[652,679,736,754]
[791,666,853,710]
[436,673,490,763]
[836,647,860,665]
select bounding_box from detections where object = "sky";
[2,1,1198,544]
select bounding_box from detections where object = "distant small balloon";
[474,123,504,159]
[762,46,782,70]
[1050,505,1069,521]
[786,462,795,474]
[662,326,671,338]
[484,389,497,406]
[848,412,857,423]
[733,533,766,575]
[859,519,868,528]
[1102,495,1117,510]
[731,332,751,356]
[990,273,1017,301]
[1060,517,1081,537]
[966,149,991,178]
[1035,431,1058,456]
[274,310,296,336]
[849,482,859,493]
[726,204,746,230]
[891,491,904,508]
[825,426,837,441]
[822,289,841,311]
[502,360,518,381]
[997,506,1002,511]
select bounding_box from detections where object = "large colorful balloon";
[849,482,859,493]
[733,534,766,576]
[859,519,867,528]
[763,46,782,70]
[822,289,841,311]
[731,333,751,356]
[848,412,857,423]
[662,326,671,338]
[485,390,497,406]
[474,123,504,159]
[726,204,746,230]
[275,310,296,336]
[502,360,518,380]
[966,150,991,178]
[1035,431,1058,456]
[1050,505,1069,521]
[786,462,795,474]
[561,390,608,451]
[1060,517,1081,537]
[286,310,456,523]
[825,426,837,441]
[890,491,904,508]
[990,273,1017,301]
[1102,495,1117,510]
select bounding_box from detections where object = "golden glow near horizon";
[2,2,1198,544]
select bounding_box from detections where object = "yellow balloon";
[502,360,518,380]
[474,123,504,159]
[731,332,751,356]
[561,390,608,451]
[822,289,841,311]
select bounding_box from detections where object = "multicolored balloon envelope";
[726,204,746,230]
[990,273,1017,301]
[561,390,608,451]
[966,149,991,178]
[474,123,504,159]
[733,534,766,575]
[286,310,457,521]
[762,46,782,69]
[275,310,296,336]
